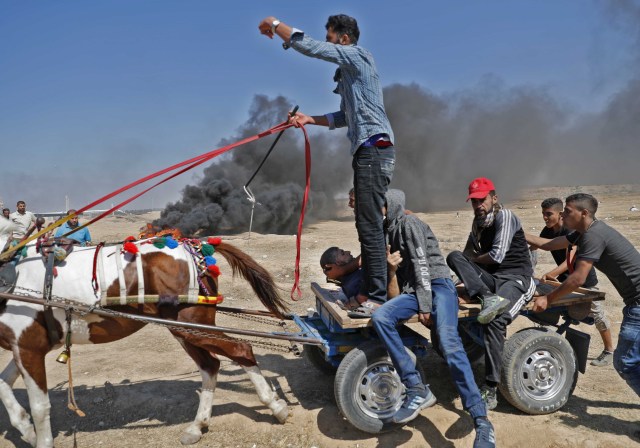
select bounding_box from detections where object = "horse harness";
[40,238,76,345]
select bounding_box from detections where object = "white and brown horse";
[0,233,290,447]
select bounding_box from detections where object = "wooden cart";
[291,280,605,433]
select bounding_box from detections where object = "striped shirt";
[290,31,394,155]
[469,208,533,276]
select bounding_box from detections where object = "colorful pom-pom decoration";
[123,241,139,254]
[165,237,178,249]
[153,237,166,249]
[201,244,214,256]
[207,264,221,277]
[207,237,222,246]
[124,236,136,243]
[204,255,217,266]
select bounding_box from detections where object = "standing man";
[9,201,36,241]
[259,14,395,316]
[371,190,494,447]
[54,210,92,246]
[527,193,640,396]
[446,177,536,409]
[530,197,614,366]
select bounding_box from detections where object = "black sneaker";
[477,295,511,324]
[391,385,437,424]
[590,350,613,367]
[480,385,498,410]
[474,418,496,448]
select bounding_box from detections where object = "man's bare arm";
[526,233,570,251]
[533,259,593,312]
[386,246,402,298]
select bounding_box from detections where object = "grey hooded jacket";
[385,190,450,313]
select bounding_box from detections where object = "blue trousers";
[371,278,487,419]
[613,304,640,396]
[353,145,395,303]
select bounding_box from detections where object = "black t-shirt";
[540,226,598,287]
[567,220,640,306]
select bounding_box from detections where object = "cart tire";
[499,328,577,414]
[304,345,338,375]
[334,340,426,434]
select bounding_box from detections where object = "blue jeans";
[371,278,487,419]
[613,304,640,396]
[353,145,395,303]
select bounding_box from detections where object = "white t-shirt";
[9,211,36,239]
[0,216,18,237]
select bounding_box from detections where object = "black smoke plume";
[155,95,351,235]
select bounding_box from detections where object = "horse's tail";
[215,242,289,318]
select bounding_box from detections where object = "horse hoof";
[272,399,289,424]
[21,430,37,447]
[180,429,202,445]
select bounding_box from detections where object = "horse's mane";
[214,242,289,318]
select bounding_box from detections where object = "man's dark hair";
[320,246,340,270]
[566,193,598,217]
[326,14,359,44]
[2,208,9,213]
[541,197,563,211]
[16,201,25,206]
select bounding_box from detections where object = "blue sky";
[0,1,635,212]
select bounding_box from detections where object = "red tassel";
[123,241,139,254]
[207,264,221,277]
[124,236,136,243]
[207,237,222,246]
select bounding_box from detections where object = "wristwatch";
[271,19,281,34]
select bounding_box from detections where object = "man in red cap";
[446,177,535,410]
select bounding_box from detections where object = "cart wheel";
[304,345,338,375]
[499,328,577,414]
[334,340,426,434]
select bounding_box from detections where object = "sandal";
[336,295,361,311]
[347,300,381,319]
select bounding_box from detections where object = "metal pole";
[0,292,322,346]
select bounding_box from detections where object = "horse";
[0,232,291,447]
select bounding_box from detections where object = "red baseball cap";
[467,177,495,201]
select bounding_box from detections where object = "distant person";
[531,197,614,366]
[446,177,535,410]
[260,13,395,315]
[2,208,10,220]
[55,210,92,246]
[9,201,36,241]
[370,189,495,447]
[527,193,640,396]
[0,215,17,239]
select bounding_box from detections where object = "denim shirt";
[290,31,394,156]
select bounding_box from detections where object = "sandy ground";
[1,185,639,448]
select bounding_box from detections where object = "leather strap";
[115,245,127,305]
[185,245,199,304]
[135,250,145,304]
[97,246,108,305]
[42,253,61,345]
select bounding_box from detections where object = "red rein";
[7,120,311,301]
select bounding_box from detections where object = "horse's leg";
[241,364,289,424]
[172,329,290,424]
[0,358,37,446]
[14,347,53,448]
[165,306,289,424]
[173,337,220,446]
